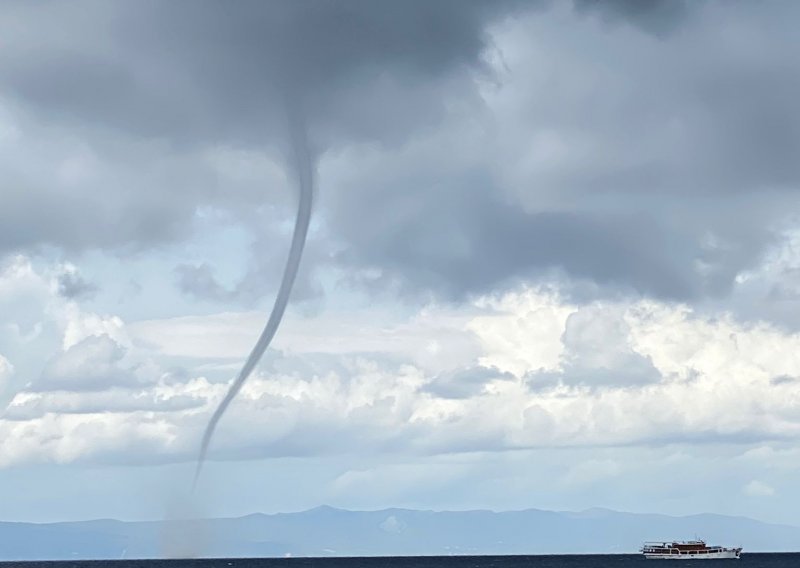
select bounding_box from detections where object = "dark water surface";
[2,555,798,568]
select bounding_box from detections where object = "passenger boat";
[641,540,742,560]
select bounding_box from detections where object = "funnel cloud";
[194,109,314,485]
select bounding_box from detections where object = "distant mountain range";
[1,506,798,560]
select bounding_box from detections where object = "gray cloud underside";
[425,365,515,400]
[2,0,799,303]
[56,269,98,300]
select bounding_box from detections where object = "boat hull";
[644,550,741,560]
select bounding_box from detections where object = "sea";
[1,555,799,568]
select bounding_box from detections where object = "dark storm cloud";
[326,153,777,300]
[320,0,800,302]
[2,0,799,305]
[0,0,524,261]
[0,0,523,146]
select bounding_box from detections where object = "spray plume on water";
[193,108,314,488]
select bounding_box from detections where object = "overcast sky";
[2,0,800,526]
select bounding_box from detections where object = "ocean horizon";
[1,554,800,568]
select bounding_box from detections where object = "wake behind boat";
[642,540,742,560]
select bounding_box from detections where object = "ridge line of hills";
[1,506,797,559]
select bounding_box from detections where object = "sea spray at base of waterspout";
[160,493,211,559]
